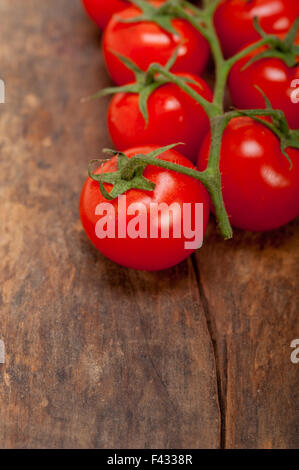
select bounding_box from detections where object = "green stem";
[173,2,227,109]
[175,1,278,110]
[204,16,227,111]
[148,63,219,116]
[122,155,210,185]
[205,115,233,237]
[121,154,233,239]
[227,37,274,68]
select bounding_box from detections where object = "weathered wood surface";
[0,0,298,449]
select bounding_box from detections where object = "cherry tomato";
[197,117,299,231]
[107,73,213,163]
[103,1,210,85]
[82,0,129,30]
[82,0,168,30]
[80,146,210,270]
[228,39,299,129]
[214,0,299,58]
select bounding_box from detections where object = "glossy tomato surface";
[197,117,299,231]
[107,73,213,163]
[228,40,299,129]
[82,0,128,30]
[214,0,299,57]
[82,0,168,30]
[80,146,210,270]
[103,2,210,85]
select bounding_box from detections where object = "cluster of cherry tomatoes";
[80,0,299,271]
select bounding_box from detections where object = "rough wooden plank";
[195,220,299,449]
[0,0,220,449]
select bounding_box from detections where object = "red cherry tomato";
[228,40,299,129]
[214,0,299,58]
[197,117,299,231]
[80,146,210,270]
[103,2,210,85]
[107,73,213,163]
[82,0,129,30]
[82,0,168,30]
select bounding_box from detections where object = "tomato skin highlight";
[214,0,299,58]
[103,2,210,85]
[228,41,299,130]
[197,117,299,232]
[80,146,210,271]
[107,73,213,163]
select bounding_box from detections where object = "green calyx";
[88,144,187,200]
[120,0,210,36]
[232,87,299,168]
[85,49,201,125]
[242,16,299,69]
[88,147,157,201]
[122,0,185,35]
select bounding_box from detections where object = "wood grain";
[0,0,219,449]
[195,222,299,449]
[0,0,298,449]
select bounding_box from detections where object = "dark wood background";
[0,0,298,449]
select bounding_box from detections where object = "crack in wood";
[191,254,227,449]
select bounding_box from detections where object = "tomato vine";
[88,0,299,240]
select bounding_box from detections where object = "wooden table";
[0,0,298,449]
